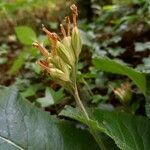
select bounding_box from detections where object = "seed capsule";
[62,36,75,64]
[51,55,70,77]
[57,41,74,67]
[36,60,51,72]
[71,26,82,58]
[32,42,49,57]
[50,68,70,82]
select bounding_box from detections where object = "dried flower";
[32,42,49,57]
[33,4,82,87]
[113,82,132,104]
[71,26,82,58]
[70,4,82,58]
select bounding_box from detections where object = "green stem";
[74,84,89,120]
[73,84,107,150]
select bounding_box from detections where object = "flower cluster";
[33,4,82,88]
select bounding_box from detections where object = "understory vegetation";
[0,0,150,149]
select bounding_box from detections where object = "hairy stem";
[73,84,106,150]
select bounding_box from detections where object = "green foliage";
[8,26,40,75]
[93,57,146,95]
[60,106,119,150]
[93,109,150,150]
[0,44,8,65]
[60,106,150,150]
[21,83,43,98]
[0,86,99,150]
[1,0,150,149]
[8,50,29,75]
[135,42,150,52]
[36,87,64,107]
[145,74,150,119]
[15,26,37,45]
[0,0,55,14]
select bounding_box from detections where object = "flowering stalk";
[33,4,106,150]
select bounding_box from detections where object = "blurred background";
[0,0,150,115]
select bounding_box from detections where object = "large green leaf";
[15,26,37,45]
[145,74,150,118]
[60,106,150,150]
[60,106,119,150]
[93,109,150,150]
[93,57,146,95]
[0,87,99,150]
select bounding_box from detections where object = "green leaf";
[21,84,43,98]
[60,106,86,124]
[60,106,119,150]
[93,109,150,150]
[15,26,37,45]
[137,57,150,73]
[0,57,7,65]
[145,74,150,119]
[107,47,125,57]
[102,5,119,11]
[49,87,65,103]
[36,87,64,107]
[135,42,150,52]
[0,87,99,150]
[92,95,108,103]
[8,50,29,75]
[93,57,146,95]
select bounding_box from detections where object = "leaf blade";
[15,26,37,45]
[93,109,150,150]
[0,87,99,150]
[93,57,146,95]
